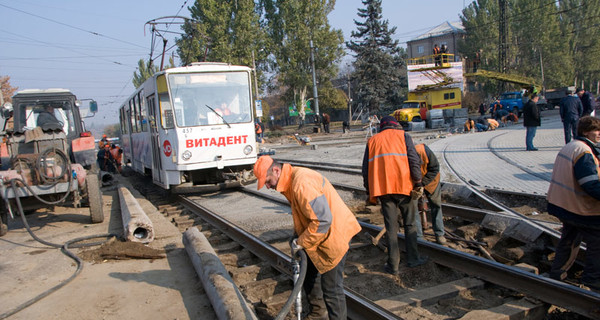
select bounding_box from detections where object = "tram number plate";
[182,128,192,134]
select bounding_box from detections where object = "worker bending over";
[254,156,361,319]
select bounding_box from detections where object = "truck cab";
[498,91,526,116]
[391,87,461,126]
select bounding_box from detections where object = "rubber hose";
[36,148,69,183]
[0,179,118,319]
[275,249,308,320]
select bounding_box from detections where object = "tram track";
[128,175,600,319]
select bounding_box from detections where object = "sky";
[0,0,467,130]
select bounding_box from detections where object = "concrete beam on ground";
[118,186,155,243]
[183,227,258,320]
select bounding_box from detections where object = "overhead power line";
[0,3,147,49]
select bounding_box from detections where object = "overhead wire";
[0,3,146,49]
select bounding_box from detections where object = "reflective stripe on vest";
[367,129,412,201]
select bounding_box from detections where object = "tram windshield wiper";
[205,104,231,128]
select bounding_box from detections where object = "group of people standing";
[252,115,445,319]
[432,44,449,67]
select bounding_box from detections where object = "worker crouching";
[254,156,361,319]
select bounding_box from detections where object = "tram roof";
[161,62,252,75]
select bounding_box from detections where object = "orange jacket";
[363,129,422,203]
[488,118,499,130]
[276,164,362,274]
[464,119,475,131]
[415,144,441,194]
[110,147,122,164]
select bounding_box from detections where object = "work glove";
[290,237,303,259]
[410,186,424,200]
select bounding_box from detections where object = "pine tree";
[347,0,406,113]
[176,0,268,91]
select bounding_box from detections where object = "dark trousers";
[416,184,445,238]
[563,119,578,144]
[303,253,347,319]
[323,123,330,133]
[379,194,421,270]
[550,219,600,290]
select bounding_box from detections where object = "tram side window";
[120,108,128,134]
[159,93,174,129]
[134,95,142,133]
[138,91,148,132]
[129,101,136,133]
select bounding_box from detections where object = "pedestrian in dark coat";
[577,88,595,117]
[523,94,541,151]
[559,89,584,143]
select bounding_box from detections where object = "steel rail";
[274,158,362,175]
[177,195,399,320]
[240,187,600,319]
[274,158,362,170]
[441,143,562,240]
[357,221,600,320]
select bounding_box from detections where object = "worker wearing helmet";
[254,155,361,319]
[98,134,108,149]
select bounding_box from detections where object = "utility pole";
[252,50,260,117]
[347,72,352,125]
[310,40,320,122]
[498,0,508,92]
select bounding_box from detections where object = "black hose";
[275,249,308,320]
[0,179,118,319]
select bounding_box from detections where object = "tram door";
[147,96,164,186]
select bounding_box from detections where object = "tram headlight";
[243,145,253,155]
[182,150,192,161]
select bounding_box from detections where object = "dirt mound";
[79,237,166,263]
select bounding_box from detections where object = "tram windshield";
[168,72,253,127]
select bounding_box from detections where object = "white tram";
[118,62,257,192]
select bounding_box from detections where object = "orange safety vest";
[255,123,262,134]
[366,129,413,203]
[110,147,122,164]
[415,144,441,194]
[276,164,362,274]
[464,119,475,131]
[433,47,440,54]
[547,140,600,216]
[488,118,499,130]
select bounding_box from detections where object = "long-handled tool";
[371,227,387,252]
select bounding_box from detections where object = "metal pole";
[347,72,352,124]
[310,40,320,121]
[252,50,260,117]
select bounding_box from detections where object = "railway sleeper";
[458,297,546,320]
[231,264,280,286]
[376,277,485,312]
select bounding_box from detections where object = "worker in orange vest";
[109,144,123,173]
[362,116,427,274]
[255,119,263,143]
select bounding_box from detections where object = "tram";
[118,62,257,192]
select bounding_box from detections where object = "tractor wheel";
[85,173,104,223]
[0,206,8,237]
